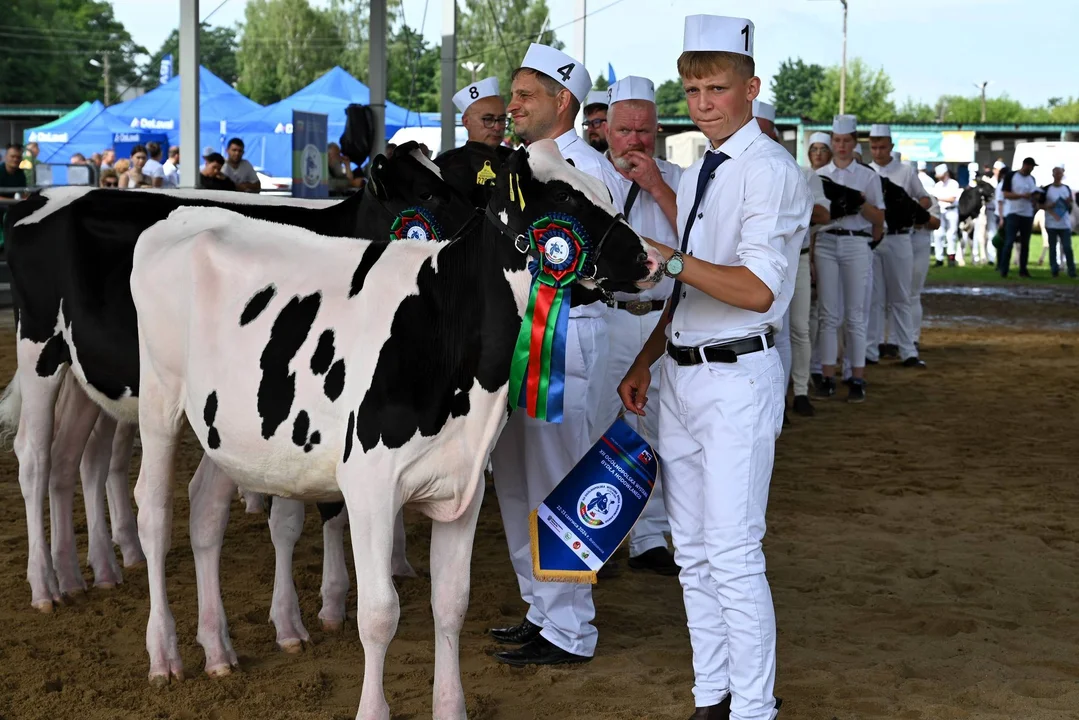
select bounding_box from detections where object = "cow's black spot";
[450,389,470,418]
[317,501,345,523]
[311,330,335,375]
[303,431,321,454]
[257,293,321,439]
[204,391,221,449]
[35,333,71,377]
[343,411,354,462]
[292,410,310,447]
[324,359,345,401]
[240,284,277,326]
[349,243,388,298]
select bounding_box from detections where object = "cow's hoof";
[206,663,235,678]
[31,599,55,614]
[95,581,117,590]
[148,670,183,688]
[279,638,306,654]
[320,617,344,633]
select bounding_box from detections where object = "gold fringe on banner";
[529,509,598,585]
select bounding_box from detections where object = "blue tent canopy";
[24,100,136,163]
[229,66,438,177]
[105,65,261,153]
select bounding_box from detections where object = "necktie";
[670,151,729,316]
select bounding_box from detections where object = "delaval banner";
[159,54,173,86]
[292,110,328,198]
[530,416,659,584]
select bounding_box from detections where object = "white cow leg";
[49,378,101,597]
[268,497,311,652]
[391,508,417,578]
[79,410,123,588]
[106,421,144,567]
[134,376,185,686]
[189,456,239,676]
[430,484,485,720]
[13,362,64,611]
[319,504,350,632]
[342,483,399,720]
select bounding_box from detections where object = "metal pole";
[369,0,387,157]
[440,0,456,154]
[179,0,199,188]
[103,53,111,106]
[980,83,987,122]
[575,0,586,131]
[839,0,847,115]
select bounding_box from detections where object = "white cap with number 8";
[452,76,500,113]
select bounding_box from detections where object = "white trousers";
[933,207,959,260]
[490,314,609,657]
[660,347,783,720]
[788,253,813,396]
[814,234,871,373]
[910,230,933,344]
[602,305,671,557]
[865,234,917,361]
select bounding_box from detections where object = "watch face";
[667,256,684,276]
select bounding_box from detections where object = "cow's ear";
[368,156,387,199]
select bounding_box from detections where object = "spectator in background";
[931,164,960,266]
[327,142,364,195]
[221,137,260,192]
[113,158,130,176]
[1000,156,1038,278]
[162,146,180,188]
[1042,162,1076,278]
[142,141,166,188]
[582,90,609,153]
[384,143,397,159]
[200,152,237,191]
[70,153,87,165]
[101,148,116,170]
[2,144,26,196]
[200,145,215,172]
[99,168,120,188]
[118,145,152,188]
[20,141,39,185]
[90,152,103,168]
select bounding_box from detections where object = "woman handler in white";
[618,15,811,720]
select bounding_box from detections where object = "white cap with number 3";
[682,15,754,57]
[452,76,500,113]
[519,44,592,104]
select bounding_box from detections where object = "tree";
[456,0,562,103]
[892,98,935,123]
[655,79,688,117]
[935,94,1041,123]
[236,0,346,104]
[386,24,441,112]
[143,24,239,90]
[0,0,145,105]
[809,58,896,122]
[592,76,609,92]
[770,58,824,118]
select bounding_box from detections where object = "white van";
[387,126,469,158]
[1010,141,1079,187]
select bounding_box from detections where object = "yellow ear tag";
[508,172,516,203]
[476,160,497,185]
[516,175,526,211]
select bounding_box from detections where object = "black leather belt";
[666,333,774,365]
[824,228,871,237]
[614,299,665,316]
[800,247,811,255]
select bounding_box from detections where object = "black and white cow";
[129,139,662,718]
[0,142,474,632]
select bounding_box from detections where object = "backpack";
[339,104,376,165]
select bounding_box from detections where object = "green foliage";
[143,24,239,90]
[0,0,146,105]
[770,58,824,118]
[892,98,936,123]
[655,79,688,117]
[592,76,609,92]
[809,58,896,122]
[456,0,562,103]
[386,24,441,112]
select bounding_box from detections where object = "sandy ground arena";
[0,284,1078,720]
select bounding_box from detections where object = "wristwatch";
[664,250,685,278]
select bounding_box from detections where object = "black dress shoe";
[488,618,542,645]
[494,635,591,667]
[783,410,790,427]
[865,357,879,365]
[815,376,836,398]
[792,395,815,417]
[628,547,680,576]
[902,356,926,368]
[810,372,823,391]
[688,694,731,719]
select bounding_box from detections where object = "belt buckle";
[625,300,651,316]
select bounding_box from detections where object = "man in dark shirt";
[1,144,27,197]
[199,152,237,191]
[434,76,512,209]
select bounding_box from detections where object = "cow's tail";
[0,369,22,451]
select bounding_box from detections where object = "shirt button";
[682,291,687,298]
[697,212,703,219]
[710,173,715,179]
[674,332,680,338]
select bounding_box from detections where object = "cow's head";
[367,141,477,242]
[490,140,662,293]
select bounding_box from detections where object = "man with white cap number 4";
[598,74,682,575]
[488,42,627,668]
[618,15,811,720]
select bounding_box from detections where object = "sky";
[109,0,1072,109]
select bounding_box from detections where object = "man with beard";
[583,89,609,152]
[598,75,681,576]
[434,76,512,207]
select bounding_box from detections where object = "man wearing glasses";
[583,89,609,152]
[434,76,511,207]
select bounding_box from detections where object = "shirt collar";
[708,119,761,160]
[553,129,581,153]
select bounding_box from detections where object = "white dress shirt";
[932,178,960,211]
[1043,184,1073,230]
[800,166,828,249]
[1003,171,1037,217]
[606,156,683,302]
[162,159,180,187]
[816,160,885,235]
[143,158,165,182]
[669,120,812,346]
